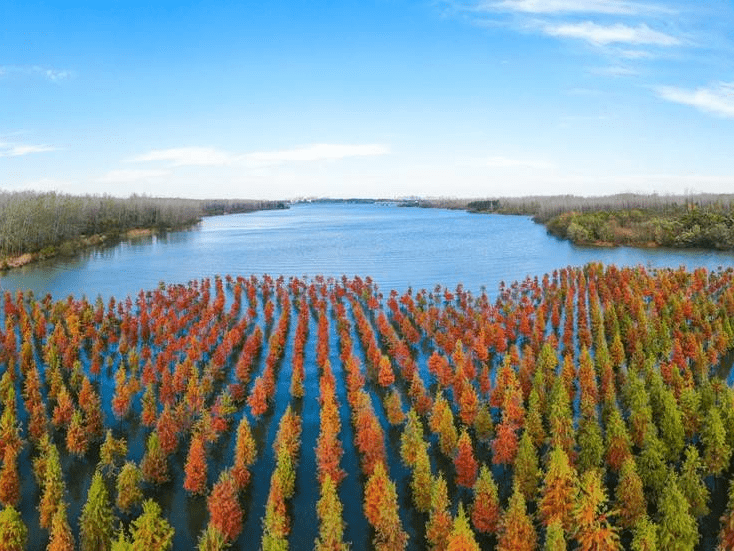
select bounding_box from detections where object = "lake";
[3,202,734,301]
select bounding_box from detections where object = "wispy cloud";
[129,143,390,168]
[656,82,734,118]
[0,142,57,157]
[481,0,667,15]
[590,65,639,76]
[0,65,73,82]
[97,169,172,184]
[543,21,679,46]
[243,144,390,164]
[129,146,233,166]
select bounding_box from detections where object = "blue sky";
[1,0,733,199]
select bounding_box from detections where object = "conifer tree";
[701,405,732,476]
[614,458,646,530]
[678,445,709,518]
[364,462,408,550]
[539,446,579,532]
[497,483,537,551]
[384,388,405,425]
[232,415,257,491]
[184,432,208,496]
[100,430,128,476]
[473,402,494,441]
[636,431,669,502]
[400,409,425,468]
[66,408,89,456]
[141,432,169,485]
[315,474,348,551]
[47,501,75,551]
[544,521,567,551]
[718,475,734,550]
[572,469,620,551]
[514,430,540,502]
[80,470,115,551]
[576,412,604,474]
[262,476,288,551]
[39,441,64,530]
[129,499,175,551]
[446,504,480,551]
[525,388,546,449]
[116,462,143,514]
[411,443,433,513]
[454,429,478,488]
[208,470,243,544]
[492,417,519,466]
[426,474,452,551]
[604,406,632,473]
[471,464,500,534]
[197,525,228,551]
[656,476,698,551]
[548,378,576,461]
[631,516,658,551]
[0,505,27,551]
[0,447,20,507]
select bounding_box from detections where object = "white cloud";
[481,0,664,15]
[543,21,680,46]
[130,143,390,168]
[129,146,233,166]
[590,65,639,76]
[0,65,73,81]
[0,142,57,157]
[243,143,390,165]
[656,82,734,118]
[97,169,171,184]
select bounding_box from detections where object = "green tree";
[576,412,604,473]
[656,476,698,551]
[315,474,348,551]
[513,430,540,502]
[678,445,709,518]
[544,521,566,551]
[129,499,174,551]
[196,525,228,551]
[701,405,732,476]
[116,462,143,514]
[630,516,658,551]
[636,431,670,502]
[0,505,27,551]
[411,443,433,513]
[80,470,115,551]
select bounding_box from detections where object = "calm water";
[3,202,734,300]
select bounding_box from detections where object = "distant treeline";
[415,193,734,250]
[0,190,285,260]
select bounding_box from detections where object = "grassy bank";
[410,193,734,251]
[0,191,286,269]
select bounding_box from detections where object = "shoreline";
[1,226,176,271]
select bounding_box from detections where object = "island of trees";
[2,265,734,549]
[0,190,286,269]
[412,193,734,251]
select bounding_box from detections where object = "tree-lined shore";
[410,194,734,251]
[0,191,286,269]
